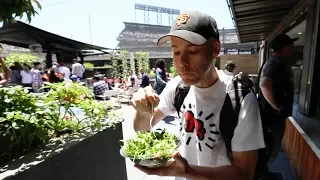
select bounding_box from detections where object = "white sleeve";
[71,65,75,74]
[231,93,266,152]
[157,76,182,116]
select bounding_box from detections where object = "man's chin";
[180,78,199,86]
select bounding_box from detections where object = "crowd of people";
[1,58,86,92]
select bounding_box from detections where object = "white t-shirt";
[127,75,138,85]
[72,63,85,78]
[157,70,265,180]
[20,70,32,84]
[59,66,71,79]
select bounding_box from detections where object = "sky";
[12,0,234,49]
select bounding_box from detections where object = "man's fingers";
[131,86,159,113]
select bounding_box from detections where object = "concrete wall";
[219,54,259,75]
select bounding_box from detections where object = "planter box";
[0,123,127,180]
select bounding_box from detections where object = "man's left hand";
[134,152,191,177]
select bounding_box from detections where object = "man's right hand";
[131,86,160,114]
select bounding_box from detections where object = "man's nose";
[177,53,189,67]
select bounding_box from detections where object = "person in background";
[92,76,109,99]
[59,61,71,80]
[9,63,21,85]
[71,58,85,79]
[0,60,11,87]
[256,34,297,179]
[30,62,43,92]
[140,68,150,88]
[20,64,32,87]
[127,70,138,86]
[124,77,136,91]
[154,59,167,94]
[224,61,236,76]
[114,77,123,88]
[49,62,64,83]
[103,77,113,90]
[41,70,50,82]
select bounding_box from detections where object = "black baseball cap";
[157,11,219,46]
[271,34,299,51]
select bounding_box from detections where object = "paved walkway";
[118,104,296,180]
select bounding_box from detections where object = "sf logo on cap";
[176,13,190,26]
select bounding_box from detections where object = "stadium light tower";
[134,4,180,26]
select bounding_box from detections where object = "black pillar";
[46,52,52,69]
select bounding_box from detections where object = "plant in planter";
[0,83,122,165]
[119,50,130,78]
[42,82,121,134]
[110,52,119,78]
[0,86,49,163]
[149,70,156,79]
[141,52,150,74]
[83,62,94,69]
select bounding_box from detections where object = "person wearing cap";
[257,34,297,178]
[131,11,265,180]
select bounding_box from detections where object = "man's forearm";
[185,164,249,180]
[260,85,279,110]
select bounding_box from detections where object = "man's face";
[282,44,294,57]
[170,36,220,85]
[129,70,133,75]
[140,69,144,74]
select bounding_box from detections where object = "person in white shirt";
[127,70,138,86]
[131,11,265,180]
[58,61,71,79]
[20,64,32,87]
[71,58,85,79]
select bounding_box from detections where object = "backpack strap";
[173,80,190,118]
[219,77,252,153]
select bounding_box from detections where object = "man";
[224,61,236,76]
[92,76,109,99]
[30,62,43,92]
[71,58,85,79]
[127,70,138,86]
[140,68,150,88]
[131,11,265,180]
[58,61,71,80]
[257,34,297,178]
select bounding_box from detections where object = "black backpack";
[173,76,253,153]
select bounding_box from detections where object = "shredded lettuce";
[121,129,179,160]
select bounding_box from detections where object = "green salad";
[121,129,180,160]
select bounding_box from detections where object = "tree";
[0,0,42,23]
[5,53,39,67]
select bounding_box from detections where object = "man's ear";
[212,39,221,59]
